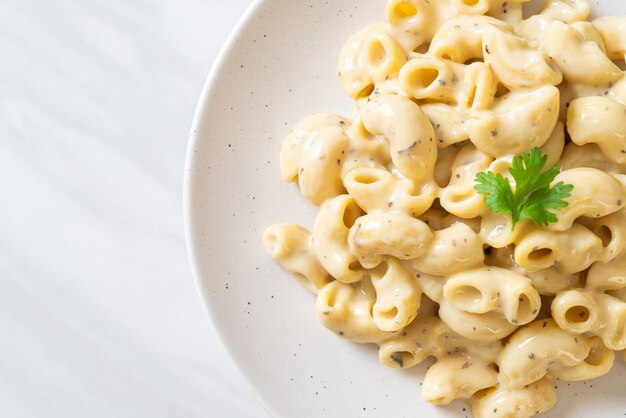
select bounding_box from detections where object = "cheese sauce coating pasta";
[263,1,626,417]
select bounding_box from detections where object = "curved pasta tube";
[579,209,626,263]
[439,299,518,343]
[561,143,626,174]
[280,113,350,182]
[428,16,512,63]
[312,195,366,283]
[552,289,626,350]
[378,313,501,369]
[443,267,541,325]
[416,272,445,302]
[337,24,407,100]
[587,252,626,292]
[542,21,621,84]
[465,85,560,157]
[570,21,608,52]
[343,167,437,217]
[316,279,394,343]
[547,168,625,231]
[514,224,603,274]
[479,213,534,249]
[471,377,557,418]
[592,16,626,60]
[497,319,590,387]
[421,104,469,148]
[298,127,350,205]
[439,143,493,218]
[549,336,614,381]
[370,259,421,332]
[460,62,499,111]
[409,222,484,276]
[360,94,437,182]
[567,96,626,165]
[262,224,332,293]
[377,314,445,369]
[521,266,579,296]
[399,57,463,103]
[422,355,498,405]
[400,59,497,111]
[483,25,562,90]
[540,0,591,23]
[384,0,436,52]
[348,211,433,268]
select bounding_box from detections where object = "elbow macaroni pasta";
[263,1,626,417]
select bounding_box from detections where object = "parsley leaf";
[474,147,574,229]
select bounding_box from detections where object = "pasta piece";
[514,224,603,273]
[471,377,557,418]
[465,85,560,157]
[578,208,626,263]
[439,143,493,218]
[547,168,625,231]
[483,25,562,89]
[439,299,518,343]
[316,279,394,343]
[421,104,470,148]
[542,21,621,84]
[348,211,433,268]
[592,16,626,60]
[561,143,626,174]
[567,96,626,165]
[400,59,497,110]
[343,167,437,217]
[587,252,626,292]
[486,0,528,25]
[384,0,436,53]
[422,354,498,405]
[497,319,590,387]
[549,336,614,381]
[298,126,351,205]
[570,21,608,52]
[342,115,392,176]
[280,113,350,182]
[443,267,541,325]
[360,94,438,182]
[521,266,580,296]
[540,0,591,23]
[262,223,332,293]
[552,289,626,350]
[337,24,407,100]
[399,56,463,104]
[416,272,445,302]
[378,314,447,369]
[479,213,534,248]
[370,259,422,332]
[409,222,484,276]
[312,195,366,283]
[428,15,512,63]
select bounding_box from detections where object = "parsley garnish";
[474,147,574,229]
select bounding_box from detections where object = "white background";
[0,1,267,417]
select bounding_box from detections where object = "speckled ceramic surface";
[185,1,626,417]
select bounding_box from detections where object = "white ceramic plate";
[184,1,626,417]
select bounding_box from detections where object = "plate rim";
[183,0,274,416]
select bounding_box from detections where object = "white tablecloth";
[1,1,268,416]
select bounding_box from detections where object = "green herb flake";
[474,147,574,229]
